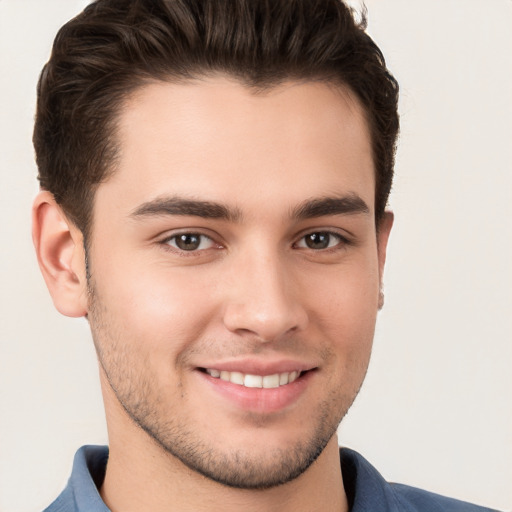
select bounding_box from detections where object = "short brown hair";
[33,0,399,238]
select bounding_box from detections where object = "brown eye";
[296,232,344,250]
[175,234,201,251]
[305,233,330,249]
[165,233,214,252]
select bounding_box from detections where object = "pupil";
[306,233,329,249]
[176,234,200,251]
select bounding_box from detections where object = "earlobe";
[32,191,88,317]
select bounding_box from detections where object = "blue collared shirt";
[43,445,500,511]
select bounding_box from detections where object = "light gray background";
[0,1,510,511]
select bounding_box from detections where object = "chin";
[159,431,335,490]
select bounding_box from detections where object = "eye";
[164,233,215,252]
[295,231,345,250]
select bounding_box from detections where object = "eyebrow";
[130,193,370,222]
[130,197,242,222]
[291,194,370,220]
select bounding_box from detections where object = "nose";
[222,251,309,342]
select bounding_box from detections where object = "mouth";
[197,365,316,413]
[200,368,304,389]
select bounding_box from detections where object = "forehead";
[97,77,374,218]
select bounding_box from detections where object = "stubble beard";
[87,280,367,490]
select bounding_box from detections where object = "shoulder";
[42,487,75,512]
[339,447,501,512]
[390,483,500,512]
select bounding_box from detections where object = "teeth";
[205,369,302,388]
[244,374,263,388]
[262,374,279,388]
[230,371,244,385]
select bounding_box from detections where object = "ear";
[376,210,394,283]
[32,191,88,317]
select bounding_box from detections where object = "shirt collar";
[68,445,110,512]
[340,447,399,511]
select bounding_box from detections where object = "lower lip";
[198,370,314,414]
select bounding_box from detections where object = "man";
[31,0,500,511]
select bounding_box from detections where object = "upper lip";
[196,358,317,376]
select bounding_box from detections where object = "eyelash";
[159,230,351,255]
[160,232,219,255]
[293,231,351,252]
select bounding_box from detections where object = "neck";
[101,427,347,512]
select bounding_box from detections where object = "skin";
[33,77,392,512]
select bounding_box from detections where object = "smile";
[204,368,302,388]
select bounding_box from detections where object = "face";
[86,77,391,489]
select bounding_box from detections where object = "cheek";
[89,254,221,357]
[303,257,380,365]
[306,258,380,329]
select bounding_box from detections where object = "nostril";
[222,302,308,342]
